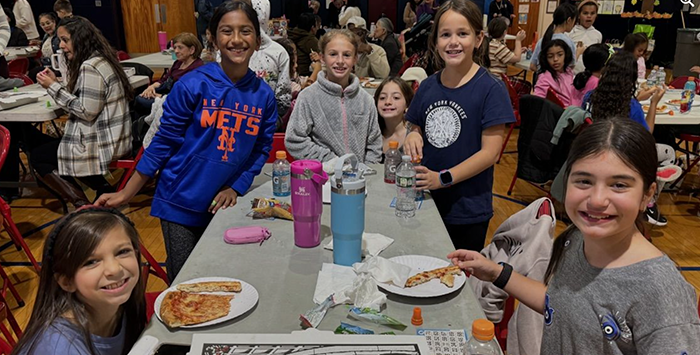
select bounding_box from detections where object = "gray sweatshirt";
[285,71,382,163]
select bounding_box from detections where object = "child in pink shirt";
[571,43,609,107]
[623,33,648,79]
[534,39,574,106]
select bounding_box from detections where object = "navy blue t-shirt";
[406,67,515,225]
[581,91,649,131]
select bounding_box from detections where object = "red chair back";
[8,73,32,86]
[7,58,28,75]
[669,76,700,94]
[546,88,566,108]
[267,133,294,163]
[117,50,132,61]
[501,74,520,111]
[0,125,10,170]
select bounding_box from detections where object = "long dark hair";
[541,3,576,52]
[543,119,657,284]
[623,32,648,54]
[538,39,572,81]
[374,76,414,135]
[57,16,133,101]
[429,0,486,70]
[11,208,146,355]
[573,43,609,90]
[590,52,637,119]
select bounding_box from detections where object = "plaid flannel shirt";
[48,55,132,177]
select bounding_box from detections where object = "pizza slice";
[176,281,242,293]
[405,265,462,288]
[160,290,233,328]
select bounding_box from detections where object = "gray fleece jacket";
[285,72,382,163]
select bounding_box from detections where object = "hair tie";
[605,43,615,64]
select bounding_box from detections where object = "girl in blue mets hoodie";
[97,1,276,282]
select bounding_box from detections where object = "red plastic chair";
[6,58,28,75]
[0,125,41,273]
[669,76,700,94]
[546,88,566,108]
[266,133,294,163]
[117,50,132,61]
[498,74,522,163]
[0,299,22,354]
[8,73,32,86]
[109,147,145,192]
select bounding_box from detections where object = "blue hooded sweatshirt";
[137,62,277,227]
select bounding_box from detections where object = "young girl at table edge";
[403,0,515,251]
[96,1,277,282]
[529,2,578,71]
[374,76,414,153]
[11,207,146,355]
[284,29,383,163]
[533,39,575,106]
[449,119,700,354]
[570,43,608,107]
[623,33,649,80]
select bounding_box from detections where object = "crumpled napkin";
[353,256,412,288]
[323,233,394,257]
[313,263,356,305]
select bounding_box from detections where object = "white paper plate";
[154,276,259,328]
[642,104,671,115]
[665,99,700,107]
[377,255,466,298]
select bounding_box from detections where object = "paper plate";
[154,276,259,328]
[377,255,466,298]
[665,99,700,107]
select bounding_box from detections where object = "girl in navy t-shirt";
[404,0,515,251]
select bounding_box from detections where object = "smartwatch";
[439,169,453,187]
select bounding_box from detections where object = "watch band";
[493,262,513,289]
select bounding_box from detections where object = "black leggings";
[160,220,210,283]
[444,220,491,252]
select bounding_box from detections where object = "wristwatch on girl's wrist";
[439,169,453,187]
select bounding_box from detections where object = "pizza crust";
[405,265,462,288]
[176,281,242,293]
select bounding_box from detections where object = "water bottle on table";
[331,154,366,266]
[290,160,328,248]
[681,77,696,114]
[384,140,401,184]
[646,67,657,87]
[656,67,666,87]
[395,155,416,218]
[272,151,291,197]
[464,319,499,355]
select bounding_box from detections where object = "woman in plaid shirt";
[34,16,133,208]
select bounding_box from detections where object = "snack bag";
[250,198,293,220]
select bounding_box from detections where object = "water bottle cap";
[471,319,495,341]
[276,151,287,159]
[402,155,411,161]
[689,77,696,83]
[388,140,399,149]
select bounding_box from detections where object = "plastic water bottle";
[464,319,499,355]
[657,67,667,87]
[646,67,657,87]
[272,151,291,197]
[395,155,416,218]
[681,77,696,114]
[370,22,376,37]
[384,141,401,184]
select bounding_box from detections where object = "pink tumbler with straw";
[290,160,328,248]
[158,31,168,51]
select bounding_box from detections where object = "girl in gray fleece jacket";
[285,29,382,163]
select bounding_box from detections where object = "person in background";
[4,7,27,47]
[374,76,414,153]
[338,0,361,28]
[623,32,648,80]
[347,16,390,79]
[533,39,575,106]
[326,0,343,29]
[288,12,319,76]
[38,12,60,66]
[417,0,440,19]
[284,0,310,28]
[314,15,324,39]
[400,66,427,91]
[97,1,277,282]
[34,16,134,207]
[404,0,515,251]
[571,43,608,107]
[530,2,578,71]
[488,0,514,26]
[276,38,322,132]
[12,0,38,43]
[486,17,525,78]
[404,0,421,28]
[135,32,204,118]
[566,0,602,74]
[194,0,214,43]
[309,0,320,14]
[285,29,382,163]
[373,18,402,76]
[53,0,73,19]
[0,8,19,202]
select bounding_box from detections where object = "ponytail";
[541,3,576,53]
[573,70,592,90]
[481,36,492,68]
[574,43,610,90]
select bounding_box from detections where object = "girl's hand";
[310,51,322,62]
[691,66,700,74]
[209,187,238,214]
[447,249,502,282]
[403,131,423,162]
[637,86,656,102]
[311,61,323,72]
[36,68,57,88]
[140,85,157,99]
[415,166,441,190]
[95,191,130,208]
[650,85,666,104]
[515,30,526,42]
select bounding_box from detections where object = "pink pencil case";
[224,226,272,245]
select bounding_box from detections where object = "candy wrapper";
[250,198,293,220]
[300,295,336,328]
[334,322,375,334]
[347,307,407,331]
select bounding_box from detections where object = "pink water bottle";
[290,160,328,248]
[158,31,168,51]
